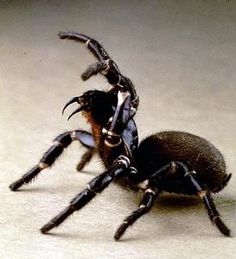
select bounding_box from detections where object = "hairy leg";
[9,130,95,191]
[41,155,130,234]
[76,148,94,171]
[114,188,158,241]
[177,162,231,237]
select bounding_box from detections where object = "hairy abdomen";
[135,131,230,193]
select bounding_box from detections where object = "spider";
[9,32,232,240]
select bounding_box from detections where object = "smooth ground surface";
[0,1,235,258]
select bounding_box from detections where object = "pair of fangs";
[62,96,86,120]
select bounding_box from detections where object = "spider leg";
[40,155,130,234]
[114,188,158,241]
[73,130,95,171]
[81,61,109,81]
[9,130,95,191]
[58,31,110,62]
[114,163,176,240]
[76,148,94,172]
[176,162,231,237]
[202,191,231,236]
[58,31,139,108]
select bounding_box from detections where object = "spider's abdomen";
[135,131,230,194]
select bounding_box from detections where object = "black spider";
[9,32,232,240]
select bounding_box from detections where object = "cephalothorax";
[10,32,232,240]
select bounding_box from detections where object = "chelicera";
[10,32,232,240]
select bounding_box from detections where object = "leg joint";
[114,155,130,169]
[39,162,49,169]
[54,131,73,147]
[40,145,64,165]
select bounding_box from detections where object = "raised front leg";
[58,31,139,151]
[58,31,139,109]
[9,130,95,191]
[40,155,130,234]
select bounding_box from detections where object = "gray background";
[0,1,235,258]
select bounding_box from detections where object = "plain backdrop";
[0,1,235,258]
